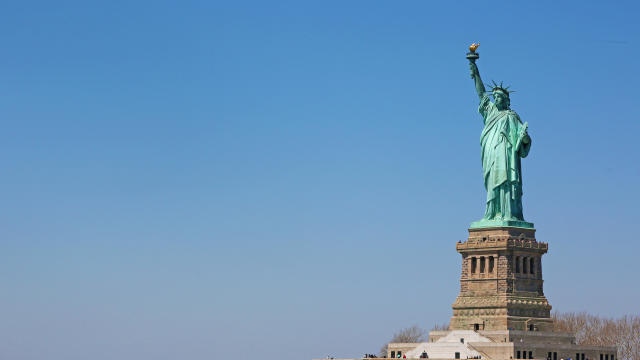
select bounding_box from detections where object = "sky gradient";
[1,1,639,360]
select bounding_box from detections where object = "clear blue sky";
[1,1,639,359]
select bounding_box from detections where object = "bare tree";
[379,325,427,357]
[431,322,450,331]
[553,312,640,360]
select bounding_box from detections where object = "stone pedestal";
[450,227,553,332]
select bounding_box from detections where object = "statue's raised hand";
[469,62,479,79]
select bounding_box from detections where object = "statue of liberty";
[467,44,533,229]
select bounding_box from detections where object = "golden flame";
[469,43,480,52]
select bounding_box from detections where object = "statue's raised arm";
[470,62,486,99]
[467,43,485,99]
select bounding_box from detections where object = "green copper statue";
[466,44,533,229]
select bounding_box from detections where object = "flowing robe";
[478,93,531,221]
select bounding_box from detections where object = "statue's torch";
[467,43,480,63]
[467,43,480,79]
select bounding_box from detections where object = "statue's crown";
[487,80,514,97]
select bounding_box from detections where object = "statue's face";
[493,91,509,109]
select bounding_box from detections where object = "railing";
[466,342,493,360]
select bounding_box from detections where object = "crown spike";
[486,80,514,98]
